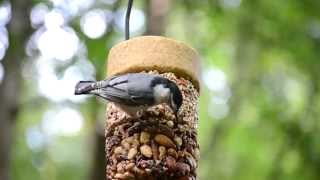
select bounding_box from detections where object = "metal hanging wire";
[125,0,134,40]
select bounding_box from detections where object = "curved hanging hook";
[125,0,134,40]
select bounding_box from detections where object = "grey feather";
[74,81,95,95]
[98,73,157,106]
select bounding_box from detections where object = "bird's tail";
[74,81,96,95]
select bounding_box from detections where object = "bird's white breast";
[153,84,170,104]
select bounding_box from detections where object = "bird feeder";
[105,36,201,180]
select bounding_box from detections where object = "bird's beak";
[173,108,179,120]
[174,112,178,120]
[169,97,179,120]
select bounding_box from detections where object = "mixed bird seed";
[105,71,200,180]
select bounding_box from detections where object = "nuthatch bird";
[75,73,183,117]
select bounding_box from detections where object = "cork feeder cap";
[106,36,201,91]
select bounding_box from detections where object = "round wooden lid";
[106,36,201,91]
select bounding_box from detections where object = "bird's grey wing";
[97,73,156,105]
[102,89,154,106]
[106,74,133,86]
[99,85,134,105]
[126,74,156,105]
[99,74,151,105]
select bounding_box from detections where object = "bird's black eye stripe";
[151,76,170,87]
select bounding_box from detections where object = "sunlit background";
[1,0,320,180]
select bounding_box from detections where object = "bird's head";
[153,77,183,116]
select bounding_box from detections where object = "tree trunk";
[145,0,171,35]
[90,120,107,180]
[0,0,32,180]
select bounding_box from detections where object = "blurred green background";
[0,0,320,179]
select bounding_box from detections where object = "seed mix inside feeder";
[104,36,201,180]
